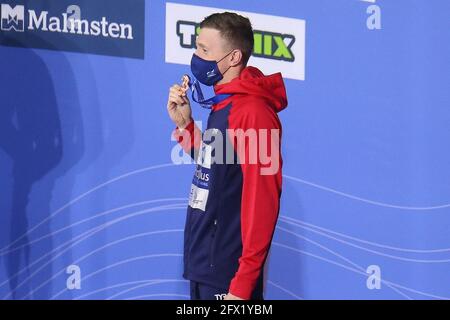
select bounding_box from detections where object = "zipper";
[209,219,218,267]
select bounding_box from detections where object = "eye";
[202,48,207,53]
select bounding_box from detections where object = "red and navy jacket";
[173,66,288,299]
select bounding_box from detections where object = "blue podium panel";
[0,0,449,300]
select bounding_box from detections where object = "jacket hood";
[213,66,288,113]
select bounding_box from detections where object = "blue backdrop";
[0,0,449,300]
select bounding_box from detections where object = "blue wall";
[0,0,449,300]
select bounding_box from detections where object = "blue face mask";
[190,50,233,86]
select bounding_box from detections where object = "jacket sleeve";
[227,101,283,299]
[171,119,202,161]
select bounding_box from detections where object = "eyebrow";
[196,40,207,49]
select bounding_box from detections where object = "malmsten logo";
[0,1,145,59]
[1,4,24,31]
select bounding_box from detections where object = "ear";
[229,49,243,67]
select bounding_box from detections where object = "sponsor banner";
[165,2,306,81]
[0,0,145,58]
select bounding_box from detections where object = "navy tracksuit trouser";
[190,279,264,300]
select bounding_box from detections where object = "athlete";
[167,12,288,300]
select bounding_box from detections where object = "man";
[167,12,287,300]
